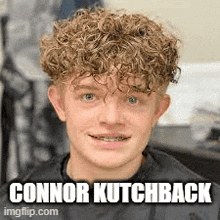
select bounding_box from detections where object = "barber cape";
[0,149,220,220]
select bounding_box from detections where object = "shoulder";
[0,153,69,200]
[147,148,206,181]
[146,149,220,219]
[0,154,69,219]
[146,149,220,200]
[23,153,69,182]
[142,148,220,197]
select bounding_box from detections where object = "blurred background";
[0,0,220,186]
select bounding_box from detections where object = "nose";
[98,97,124,126]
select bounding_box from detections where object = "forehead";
[70,74,145,94]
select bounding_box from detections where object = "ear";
[153,94,171,126]
[48,85,66,122]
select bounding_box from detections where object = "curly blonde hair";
[39,7,181,94]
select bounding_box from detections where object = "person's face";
[48,72,170,171]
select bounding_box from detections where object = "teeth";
[93,136,127,142]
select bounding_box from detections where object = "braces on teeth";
[93,136,127,141]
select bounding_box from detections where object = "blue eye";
[128,96,138,104]
[83,94,95,101]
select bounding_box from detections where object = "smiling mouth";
[89,135,130,142]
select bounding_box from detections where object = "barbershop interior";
[0,0,220,187]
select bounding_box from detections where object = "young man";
[1,7,220,220]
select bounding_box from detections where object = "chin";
[93,159,124,169]
[91,153,133,170]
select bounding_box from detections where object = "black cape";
[0,149,220,220]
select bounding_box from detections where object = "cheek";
[132,112,156,144]
[133,110,156,129]
[65,104,97,130]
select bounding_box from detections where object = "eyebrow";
[73,84,104,91]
